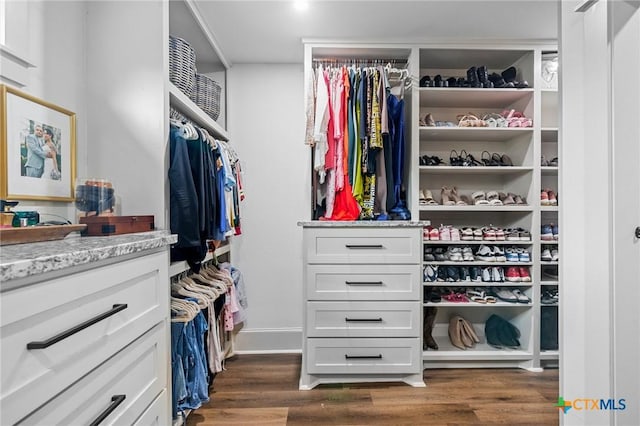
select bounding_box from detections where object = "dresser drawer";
[306,301,420,337]
[133,389,168,426]
[20,322,167,426]
[0,251,168,426]
[306,337,421,374]
[305,228,420,264]
[306,264,421,301]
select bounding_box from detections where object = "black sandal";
[500,154,513,166]
[482,151,500,166]
[465,153,484,167]
[429,156,445,166]
[450,150,461,166]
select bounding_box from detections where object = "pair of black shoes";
[420,74,475,88]
[419,75,454,87]
[419,66,529,89]
[419,155,445,166]
[485,314,521,348]
[488,66,529,89]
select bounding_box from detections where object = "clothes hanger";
[182,276,219,301]
[171,282,209,308]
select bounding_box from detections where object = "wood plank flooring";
[186,354,559,425]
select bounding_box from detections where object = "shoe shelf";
[423,240,532,245]
[416,46,554,371]
[419,166,534,174]
[419,205,533,212]
[424,284,534,289]
[539,350,559,360]
[424,302,532,308]
[423,261,534,266]
[419,88,534,108]
[423,342,533,361]
[419,127,533,142]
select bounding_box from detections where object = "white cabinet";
[299,225,425,390]
[0,249,170,425]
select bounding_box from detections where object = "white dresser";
[0,231,175,425]
[299,222,426,390]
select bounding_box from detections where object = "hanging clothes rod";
[312,58,408,67]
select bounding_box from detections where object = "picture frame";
[0,84,76,201]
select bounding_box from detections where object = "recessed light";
[293,0,309,11]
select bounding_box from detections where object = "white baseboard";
[233,327,302,354]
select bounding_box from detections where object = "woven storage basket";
[169,35,196,96]
[190,73,221,121]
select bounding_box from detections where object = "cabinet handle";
[89,394,126,426]
[345,317,383,322]
[345,281,383,286]
[345,354,383,359]
[345,244,383,249]
[635,226,640,239]
[26,304,128,350]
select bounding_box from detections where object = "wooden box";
[79,215,155,236]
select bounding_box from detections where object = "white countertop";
[1,230,177,283]
[297,220,430,227]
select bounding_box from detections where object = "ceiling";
[192,0,559,66]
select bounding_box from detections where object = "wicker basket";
[190,73,221,121]
[169,35,196,96]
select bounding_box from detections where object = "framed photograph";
[0,84,76,201]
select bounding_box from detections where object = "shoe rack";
[413,45,558,371]
[539,50,559,367]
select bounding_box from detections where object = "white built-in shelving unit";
[302,42,558,374]
[167,2,233,425]
[416,45,559,371]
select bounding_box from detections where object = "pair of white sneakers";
[476,244,506,262]
[541,246,559,261]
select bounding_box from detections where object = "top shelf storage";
[420,48,535,90]
[419,88,534,108]
[169,83,229,141]
[169,0,229,72]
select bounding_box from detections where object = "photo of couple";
[21,120,62,181]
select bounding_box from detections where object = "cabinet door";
[0,251,168,425]
[611,2,640,424]
[20,323,167,426]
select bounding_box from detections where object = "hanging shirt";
[323,68,336,172]
[313,65,329,183]
[304,67,317,146]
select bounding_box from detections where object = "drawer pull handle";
[26,304,128,350]
[345,317,383,322]
[345,244,384,249]
[345,354,383,359]
[345,281,383,286]
[89,394,126,426]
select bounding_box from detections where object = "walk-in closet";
[1,1,638,425]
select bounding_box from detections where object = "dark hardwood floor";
[186,354,559,425]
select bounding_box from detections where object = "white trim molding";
[234,327,302,354]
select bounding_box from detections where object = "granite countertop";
[0,230,177,283]
[297,220,431,227]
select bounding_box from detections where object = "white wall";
[2,1,86,223]
[227,64,309,352]
[85,1,167,224]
